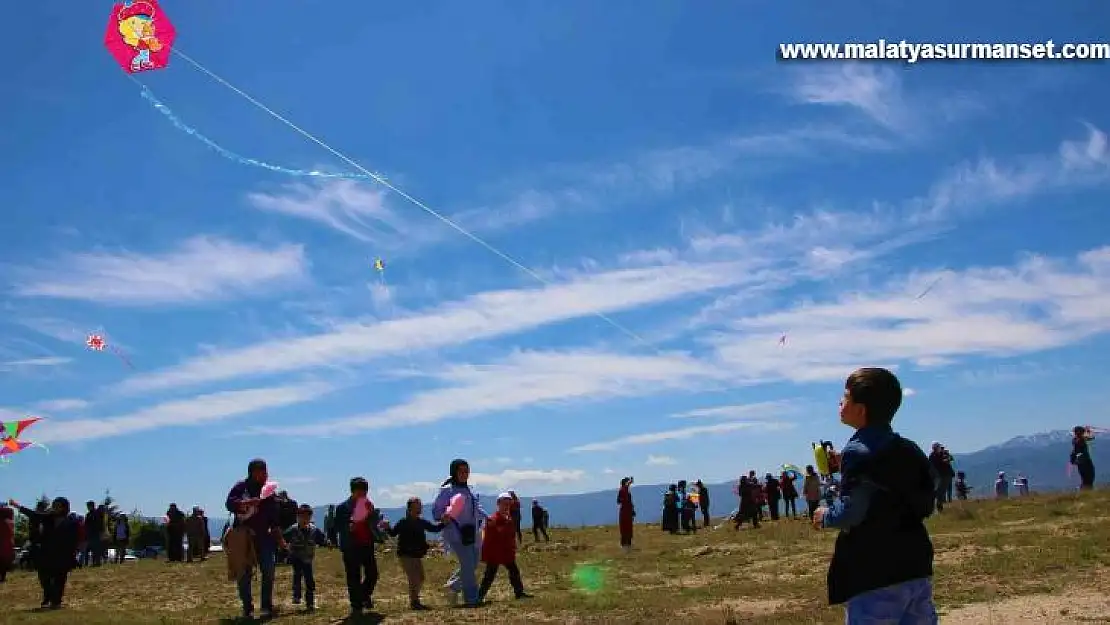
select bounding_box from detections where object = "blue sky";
[2,0,1108,516]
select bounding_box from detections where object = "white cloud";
[10,236,308,306]
[646,454,677,466]
[0,356,71,370]
[116,259,758,395]
[33,399,89,412]
[374,468,586,506]
[32,381,333,444]
[247,125,894,250]
[920,124,1109,222]
[784,64,981,137]
[569,421,795,453]
[787,64,909,132]
[671,400,797,419]
[111,125,1103,398]
[903,388,917,397]
[602,468,616,475]
[247,180,419,247]
[708,246,1110,384]
[246,350,729,437]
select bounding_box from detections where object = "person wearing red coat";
[477,493,532,604]
[617,477,635,551]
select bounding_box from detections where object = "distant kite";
[86,334,134,369]
[778,334,787,346]
[104,0,176,74]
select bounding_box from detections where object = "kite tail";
[109,345,135,370]
[28,442,48,454]
[138,86,379,181]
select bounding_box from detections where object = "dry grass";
[2,490,1109,624]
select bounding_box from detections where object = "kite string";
[166,48,652,348]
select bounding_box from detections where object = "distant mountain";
[204,429,1106,537]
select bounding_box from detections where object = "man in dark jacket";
[225,458,285,620]
[83,501,105,567]
[11,497,80,609]
[814,368,937,623]
[530,500,549,542]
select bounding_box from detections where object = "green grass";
[1,490,1109,623]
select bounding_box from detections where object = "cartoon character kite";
[86,333,134,369]
[0,417,47,464]
[104,0,176,74]
[373,258,385,273]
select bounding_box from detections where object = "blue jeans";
[446,542,480,605]
[238,541,276,612]
[846,578,938,624]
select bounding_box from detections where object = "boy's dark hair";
[247,458,266,475]
[845,367,903,426]
[297,504,313,514]
[350,477,369,493]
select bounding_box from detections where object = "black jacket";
[18,507,80,570]
[827,434,935,605]
[389,517,443,558]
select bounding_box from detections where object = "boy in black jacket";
[813,368,937,624]
[334,477,379,616]
[9,497,80,609]
[389,497,443,610]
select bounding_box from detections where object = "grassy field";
[2,490,1109,624]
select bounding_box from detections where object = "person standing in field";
[813,367,937,624]
[334,477,380,616]
[1071,425,1096,489]
[433,458,486,608]
[283,504,326,612]
[390,497,444,610]
[225,458,286,620]
[617,477,635,551]
[10,497,80,610]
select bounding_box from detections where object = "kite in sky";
[0,417,47,464]
[778,333,787,346]
[86,333,134,369]
[104,1,176,74]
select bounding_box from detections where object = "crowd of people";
[220,458,534,619]
[0,368,1099,623]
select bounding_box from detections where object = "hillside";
[203,429,1106,538]
[7,489,1110,624]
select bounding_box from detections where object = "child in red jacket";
[477,493,533,604]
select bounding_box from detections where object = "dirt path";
[940,592,1110,624]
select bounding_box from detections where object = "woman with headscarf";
[617,477,635,552]
[432,459,486,607]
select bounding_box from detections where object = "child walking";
[813,367,938,624]
[477,493,533,604]
[335,477,379,617]
[389,498,444,610]
[283,504,326,612]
